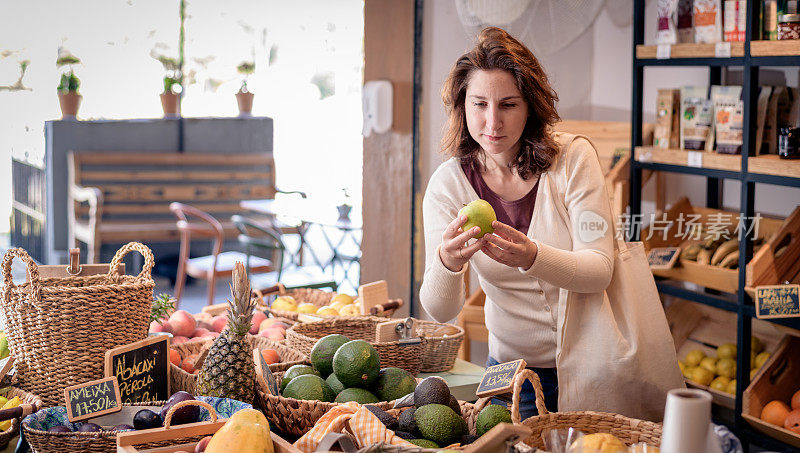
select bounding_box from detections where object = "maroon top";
[461,160,539,235]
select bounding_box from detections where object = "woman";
[420,27,682,421]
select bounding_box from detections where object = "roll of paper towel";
[660,388,721,453]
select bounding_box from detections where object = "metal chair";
[170,202,272,307]
[231,215,337,292]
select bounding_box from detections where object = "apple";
[150,321,165,333]
[172,336,189,345]
[192,328,211,338]
[458,199,497,238]
[250,311,267,335]
[211,315,228,333]
[259,327,284,341]
[159,321,175,335]
[168,310,197,337]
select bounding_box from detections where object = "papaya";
[205,408,273,453]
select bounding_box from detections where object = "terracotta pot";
[236,91,254,116]
[58,91,81,119]
[160,92,180,118]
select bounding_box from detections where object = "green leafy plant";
[151,293,176,324]
[56,53,81,93]
[237,61,255,93]
[153,52,182,94]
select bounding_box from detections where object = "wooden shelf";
[635,147,800,180]
[750,40,800,56]
[636,43,745,59]
[635,147,741,172]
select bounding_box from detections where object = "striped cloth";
[294,402,417,452]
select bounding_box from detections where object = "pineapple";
[196,262,256,403]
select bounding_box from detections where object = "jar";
[778,126,800,159]
[778,14,800,40]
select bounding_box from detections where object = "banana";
[711,239,740,265]
[702,235,726,250]
[681,243,703,261]
[720,251,740,268]
[697,248,713,265]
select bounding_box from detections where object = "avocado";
[280,364,321,394]
[282,374,335,402]
[397,407,418,434]
[475,403,512,437]
[408,439,439,449]
[364,405,398,430]
[414,376,451,407]
[332,340,381,388]
[414,404,467,446]
[334,387,380,404]
[326,372,346,395]
[447,394,461,417]
[372,367,416,402]
[310,334,350,377]
[393,430,415,440]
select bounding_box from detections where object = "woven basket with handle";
[0,387,43,450]
[170,335,308,394]
[1,242,154,406]
[285,316,425,374]
[416,320,464,372]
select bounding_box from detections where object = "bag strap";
[314,432,358,452]
[107,242,155,281]
[2,249,40,302]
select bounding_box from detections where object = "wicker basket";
[22,396,250,453]
[258,284,401,320]
[254,370,395,437]
[286,317,425,375]
[416,321,464,372]
[0,387,43,450]
[1,243,154,406]
[170,335,308,394]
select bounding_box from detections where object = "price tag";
[104,336,170,404]
[647,247,682,270]
[253,349,279,396]
[638,150,653,163]
[476,359,526,398]
[687,151,703,168]
[755,284,800,319]
[657,44,671,60]
[64,376,122,422]
[715,41,732,58]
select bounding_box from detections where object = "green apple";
[458,199,497,238]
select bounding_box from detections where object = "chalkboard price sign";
[104,336,170,404]
[476,359,527,398]
[64,376,122,422]
[253,349,279,396]
[647,247,681,270]
[755,284,800,319]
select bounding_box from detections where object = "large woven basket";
[0,387,43,450]
[286,317,425,374]
[1,243,154,406]
[170,335,308,394]
[22,396,250,453]
[254,370,395,437]
[417,320,464,372]
[258,284,401,320]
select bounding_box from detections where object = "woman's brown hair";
[441,27,560,179]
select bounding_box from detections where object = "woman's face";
[464,69,529,159]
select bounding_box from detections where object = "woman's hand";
[481,221,538,270]
[439,215,489,272]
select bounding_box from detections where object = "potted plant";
[155,54,182,117]
[56,53,81,119]
[235,61,255,116]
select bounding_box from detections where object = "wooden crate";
[746,205,800,291]
[666,298,785,409]
[742,335,800,449]
[643,198,788,294]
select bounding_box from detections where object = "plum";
[111,424,135,431]
[160,391,200,425]
[133,409,163,430]
[47,425,72,433]
[77,423,103,432]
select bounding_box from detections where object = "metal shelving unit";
[631,1,800,451]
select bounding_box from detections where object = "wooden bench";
[68,151,285,263]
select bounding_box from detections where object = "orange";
[792,389,800,411]
[761,400,791,426]
[169,349,181,367]
[785,409,800,434]
[261,349,281,365]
